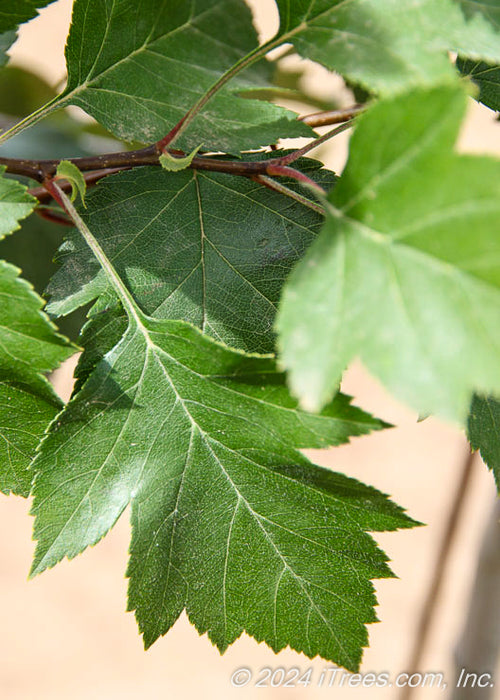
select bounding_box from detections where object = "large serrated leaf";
[30,183,416,669]
[277,84,500,422]
[47,158,335,353]
[0,378,61,497]
[31,310,413,669]
[54,0,311,151]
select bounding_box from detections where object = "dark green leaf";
[468,394,500,490]
[0,30,16,65]
[0,171,74,496]
[0,379,60,496]
[47,158,335,353]
[56,0,311,151]
[30,184,415,668]
[0,0,57,34]
[0,261,75,495]
[277,84,500,422]
[31,310,412,669]
[457,57,500,111]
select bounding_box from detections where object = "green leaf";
[54,0,311,151]
[30,182,415,669]
[457,57,500,111]
[277,84,500,422]
[0,261,72,388]
[0,0,57,34]
[31,310,413,667]
[275,0,500,96]
[0,379,61,497]
[0,195,88,342]
[0,165,37,238]
[0,261,75,495]
[56,160,87,206]
[0,170,74,496]
[47,158,335,353]
[468,394,500,490]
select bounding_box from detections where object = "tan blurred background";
[2,1,499,698]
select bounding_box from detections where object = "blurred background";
[0,1,499,698]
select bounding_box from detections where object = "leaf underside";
[277,84,500,422]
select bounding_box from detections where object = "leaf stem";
[270,120,353,167]
[299,104,365,128]
[264,164,326,197]
[254,175,325,215]
[158,37,282,151]
[44,179,145,328]
[0,97,61,146]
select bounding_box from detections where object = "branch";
[35,206,72,226]
[271,121,353,166]
[264,164,326,196]
[1,120,352,205]
[398,446,478,700]
[299,104,365,128]
[451,498,500,700]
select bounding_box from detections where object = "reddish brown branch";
[156,114,189,152]
[3,124,351,193]
[35,206,73,226]
[1,107,357,209]
[253,174,325,215]
[265,164,326,195]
